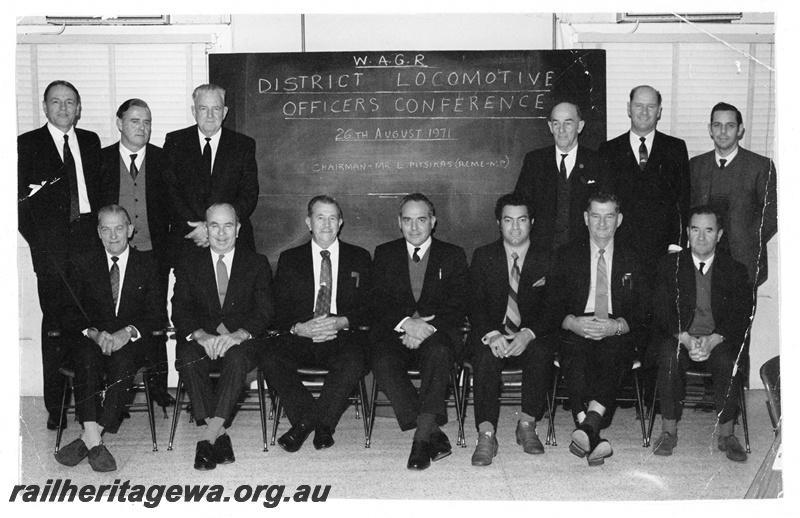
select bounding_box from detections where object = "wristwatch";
[290,323,298,335]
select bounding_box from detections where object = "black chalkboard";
[209,50,606,263]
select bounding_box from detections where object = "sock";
[662,418,677,435]
[82,422,102,448]
[478,421,494,434]
[203,417,226,444]
[583,410,602,435]
[413,413,437,441]
[519,412,536,426]
[718,419,734,437]
[576,411,586,424]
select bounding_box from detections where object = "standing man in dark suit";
[514,102,600,268]
[548,193,649,466]
[18,80,103,430]
[370,193,469,471]
[163,83,259,258]
[172,203,274,471]
[55,205,163,472]
[467,192,554,466]
[98,98,173,409]
[690,102,778,287]
[599,85,690,274]
[263,195,371,452]
[651,206,752,462]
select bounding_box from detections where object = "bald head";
[548,102,584,152]
[627,85,662,136]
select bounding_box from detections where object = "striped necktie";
[504,252,521,334]
[594,249,609,319]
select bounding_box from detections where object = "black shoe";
[587,439,613,466]
[54,438,89,466]
[88,445,117,472]
[154,392,176,410]
[407,440,431,470]
[313,426,335,450]
[278,422,313,453]
[194,440,217,471]
[47,413,67,431]
[428,429,452,462]
[213,434,235,464]
[569,423,597,459]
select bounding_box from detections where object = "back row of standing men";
[18,81,776,472]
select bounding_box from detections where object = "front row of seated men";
[53,191,751,472]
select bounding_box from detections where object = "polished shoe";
[718,435,747,462]
[587,439,613,466]
[88,445,117,472]
[428,429,452,462]
[516,421,545,454]
[213,434,235,464]
[194,440,217,471]
[471,431,498,466]
[54,438,89,466]
[47,413,67,431]
[652,431,678,456]
[154,392,176,410]
[278,422,313,453]
[313,426,335,450]
[407,440,431,470]
[569,423,595,458]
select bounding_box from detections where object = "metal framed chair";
[760,355,780,434]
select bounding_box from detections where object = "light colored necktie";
[110,256,120,312]
[314,250,332,317]
[216,254,228,307]
[638,136,648,171]
[504,252,521,334]
[594,249,609,319]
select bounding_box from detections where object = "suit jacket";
[690,147,778,286]
[98,142,170,265]
[273,239,372,332]
[514,145,600,255]
[64,247,164,340]
[18,125,103,274]
[171,246,274,343]
[162,125,259,255]
[546,238,650,334]
[468,239,551,341]
[652,249,752,345]
[369,237,469,346]
[598,131,690,266]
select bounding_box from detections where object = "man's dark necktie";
[699,262,706,275]
[63,134,80,221]
[719,159,727,170]
[504,252,521,334]
[129,153,139,180]
[314,250,332,317]
[203,137,212,176]
[559,153,568,182]
[638,136,648,171]
[594,249,609,319]
[412,247,421,263]
[110,256,120,312]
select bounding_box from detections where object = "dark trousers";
[261,332,366,433]
[175,338,263,427]
[371,331,454,431]
[141,252,170,401]
[559,330,635,418]
[656,336,741,424]
[470,334,555,431]
[72,336,147,429]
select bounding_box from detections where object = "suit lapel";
[224,249,248,311]
[117,248,137,318]
[211,129,231,181]
[577,239,592,308]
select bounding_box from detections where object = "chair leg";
[167,376,184,451]
[633,369,648,447]
[458,366,470,448]
[450,369,465,447]
[647,385,659,447]
[739,383,751,453]
[268,388,276,420]
[142,369,158,452]
[367,376,378,448]
[358,378,370,448]
[257,370,269,452]
[547,366,560,447]
[270,396,282,446]
[54,375,71,455]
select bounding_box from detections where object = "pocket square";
[351,271,360,288]
[532,277,546,287]
[622,273,633,289]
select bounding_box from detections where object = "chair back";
[759,355,780,432]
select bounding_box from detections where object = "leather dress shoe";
[213,434,235,464]
[55,438,89,466]
[587,439,613,466]
[569,423,596,459]
[407,440,431,470]
[471,431,498,466]
[194,440,217,471]
[88,445,117,472]
[313,426,335,450]
[154,392,176,410]
[653,431,678,456]
[428,429,452,461]
[47,413,67,431]
[718,435,747,462]
[516,421,545,454]
[278,422,313,453]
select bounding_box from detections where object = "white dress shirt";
[197,127,222,173]
[629,130,654,159]
[715,147,738,167]
[210,247,235,293]
[554,145,578,178]
[47,122,90,213]
[691,252,715,274]
[119,142,146,171]
[584,239,614,315]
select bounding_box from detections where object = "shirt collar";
[503,239,530,265]
[119,142,146,162]
[589,238,614,256]
[211,247,235,263]
[106,244,130,265]
[198,126,222,146]
[691,252,715,273]
[715,146,738,166]
[629,129,655,149]
[406,236,432,259]
[555,144,578,160]
[311,238,339,257]
[47,122,75,142]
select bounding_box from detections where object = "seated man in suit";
[651,206,752,462]
[55,204,163,472]
[467,192,554,466]
[548,192,649,466]
[263,195,371,452]
[172,203,274,471]
[370,193,469,470]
